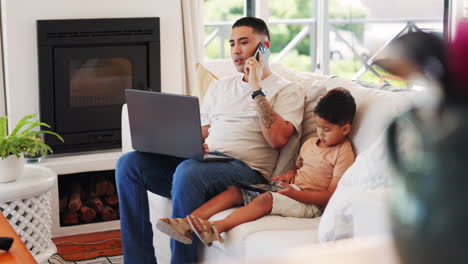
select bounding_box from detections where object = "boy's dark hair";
[314,88,356,126]
[232,17,270,41]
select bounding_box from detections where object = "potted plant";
[0,113,63,183]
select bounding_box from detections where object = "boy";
[156,88,356,246]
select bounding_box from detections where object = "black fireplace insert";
[37,17,160,153]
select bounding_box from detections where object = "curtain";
[180,0,204,96]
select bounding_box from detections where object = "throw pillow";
[196,63,218,102]
[300,80,327,146]
[318,132,394,242]
[324,77,416,155]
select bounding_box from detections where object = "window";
[203,0,446,87]
[328,0,444,86]
[204,0,245,59]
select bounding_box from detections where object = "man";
[116,17,304,264]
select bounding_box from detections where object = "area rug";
[47,254,123,264]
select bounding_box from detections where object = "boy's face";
[315,116,351,147]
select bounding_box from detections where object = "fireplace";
[37,17,160,153]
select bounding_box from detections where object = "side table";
[0,165,57,263]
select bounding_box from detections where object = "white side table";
[0,165,57,263]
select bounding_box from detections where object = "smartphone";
[252,42,271,64]
[235,181,285,193]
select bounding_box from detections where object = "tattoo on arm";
[255,95,277,128]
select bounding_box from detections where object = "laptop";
[125,89,233,161]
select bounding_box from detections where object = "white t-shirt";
[200,73,304,178]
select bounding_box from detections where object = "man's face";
[229,26,264,73]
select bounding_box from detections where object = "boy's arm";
[271,168,297,184]
[278,141,356,207]
[277,184,333,208]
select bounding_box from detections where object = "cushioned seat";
[121,62,418,263]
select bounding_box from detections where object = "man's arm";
[244,55,299,150]
[254,94,295,149]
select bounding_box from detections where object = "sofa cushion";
[317,78,417,242]
[195,63,218,101]
[206,208,320,261]
[318,132,394,242]
[324,77,416,155]
[270,63,329,145]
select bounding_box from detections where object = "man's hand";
[244,52,263,90]
[277,183,298,198]
[203,143,209,154]
[271,169,296,184]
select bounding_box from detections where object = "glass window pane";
[204,0,245,59]
[329,0,444,86]
[268,0,317,72]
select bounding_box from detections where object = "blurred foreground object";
[449,20,468,102]
[384,23,468,264]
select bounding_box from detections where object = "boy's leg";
[191,185,244,220]
[115,151,184,264]
[207,192,273,234]
[170,157,265,264]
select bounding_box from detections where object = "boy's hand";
[271,170,295,184]
[277,183,298,198]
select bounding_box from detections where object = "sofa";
[121,61,418,263]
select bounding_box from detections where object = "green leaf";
[0,116,7,140]
[0,113,63,159]
[17,121,50,137]
[9,113,37,137]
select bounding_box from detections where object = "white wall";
[1,0,184,129]
[0,24,5,117]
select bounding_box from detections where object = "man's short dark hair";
[232,17,270,41]
[314,88,356,126]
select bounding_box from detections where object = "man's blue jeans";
[115,151,266,264]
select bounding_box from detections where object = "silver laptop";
[125,89,232,161]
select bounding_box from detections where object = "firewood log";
[104,194,119,206]
[87,177,97,198]
[62,210,79,225]
[113,205,120,218]
[68,182,82,212]
[105,182,116,196]
[59,194,69,212]
[78,205,96,223]
[88,197,104,214]
[101,205,117,221]
[96,179,111,196]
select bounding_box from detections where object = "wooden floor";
[52,229,122,261]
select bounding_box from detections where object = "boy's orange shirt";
[294,137,355,191]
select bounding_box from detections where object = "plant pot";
[24,150,44,163]
[0,154,25,183]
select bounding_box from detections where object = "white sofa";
[121,62,417,263]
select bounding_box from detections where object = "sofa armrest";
[121,104,134,153]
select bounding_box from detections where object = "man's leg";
[115,151,184,264]
[169,157,266,264]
